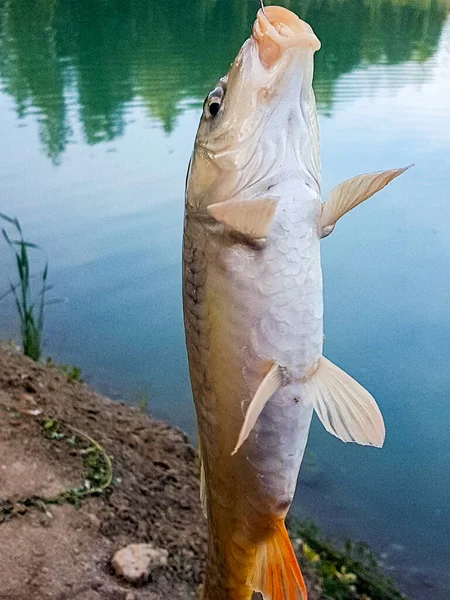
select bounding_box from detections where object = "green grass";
[61,364,83,383]
[40,418,112,498]
[0,416,113,524]
[0,213,56,361]
[45,358,84,383]
[136,392,149,414]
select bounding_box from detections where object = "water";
[0,0,449,597]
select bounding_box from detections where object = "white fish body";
[183,6,409,599]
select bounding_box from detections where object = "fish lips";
[252,6,321,68]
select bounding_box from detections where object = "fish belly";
[229,184,322,522]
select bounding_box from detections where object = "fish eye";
[204,85,225,119]
[208,101,221,117]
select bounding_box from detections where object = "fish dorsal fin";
[207,198,278,242]
[232,363,283,455]
[198,441,207,518]
[304,357,385,447]
[320,165,412,238]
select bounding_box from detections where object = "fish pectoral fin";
[231,363,283,456]
[249,520,307,600]
[320,165,412,238]
[305,357,385,447]
[207,197,278,243]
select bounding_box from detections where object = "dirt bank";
[0,345,207,600]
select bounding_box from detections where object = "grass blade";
[0,213,18,225]
[1,215,56,361]
[12,240,40,249]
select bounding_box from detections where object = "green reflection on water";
[0,0,448,162]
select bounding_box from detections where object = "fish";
[182,5,410,600]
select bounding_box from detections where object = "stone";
[111,543,168,584]
[87,512,101,529]
[22,393,37,404]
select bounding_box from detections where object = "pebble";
[22,393,37,404]
[87,513,101,529]
[111,543,168,584]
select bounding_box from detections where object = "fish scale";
[247,181,323,379]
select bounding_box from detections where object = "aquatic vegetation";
[0,214,56,361]
[291,520,410,600]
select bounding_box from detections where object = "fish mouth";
[252,6,320,68]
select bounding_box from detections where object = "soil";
[0,345,207,600]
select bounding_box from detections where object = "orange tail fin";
[249,520,307,600]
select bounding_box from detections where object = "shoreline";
[0,344,411,599]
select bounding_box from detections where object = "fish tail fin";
[249,520,307,600]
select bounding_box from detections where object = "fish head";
[187,6,321,209]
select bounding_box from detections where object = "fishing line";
[259,0,266,15]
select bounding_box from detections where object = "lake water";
[0,0,449,597]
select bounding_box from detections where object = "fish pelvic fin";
[305,357,385,447]
[320,165,413,238]
[232,363,284,456]
[249,520,307,600]
[207,197,278,243]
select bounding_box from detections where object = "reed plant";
[0,213,54,361]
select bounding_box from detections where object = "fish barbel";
[183,6,409,600]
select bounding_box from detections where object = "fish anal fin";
[320,165,412,238]
[249,520,307,600]
[232,363,283,456]
[207,198,278,243]
[305,357,385,447]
